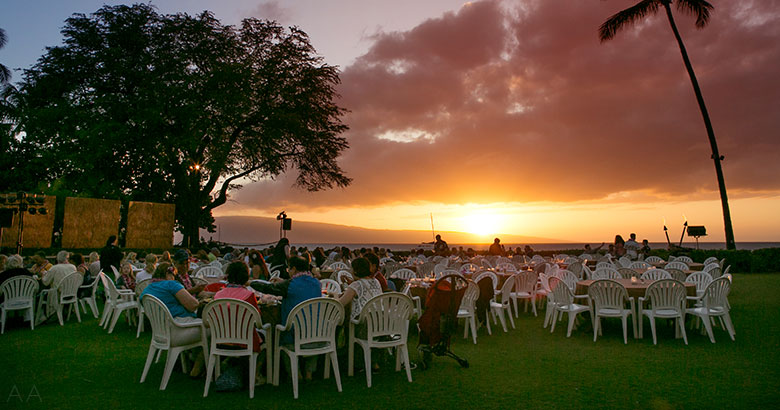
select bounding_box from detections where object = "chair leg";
[56,304,64,326]
[248,354,257,398]
[363,344,372,387]
[621,315,628,344]
[530,297,538,317]
[108,308,122,333]
[507,307,516,329]
[566,312,577,337]
[330,350,342,392]
[497,308,507,332]
[290,353,299,399]
[203,353,216,397]
[401,345,412,382]
[648,317,658,345]
[140,345,157,383]
[700,314,716,343]
[512,296,518,318]
[136,311,145,338]
[722,313,736,341]
[348,326,355,377]
[74,302,81,323]
[1,308,6,334]
[485,311,492,335]
[550,310,558,333]
[265,339,273,384]
[160,348,180,390]
[324,352,331,380]
[678,317,688,345]
[470,316,477,344]
[592,314,599,342]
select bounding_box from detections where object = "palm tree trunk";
[663,2,735,250]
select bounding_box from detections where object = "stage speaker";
[282,218,292,231]
[0,209,13,228]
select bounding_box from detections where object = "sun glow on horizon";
[461,212,503,237]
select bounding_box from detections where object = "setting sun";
[462,212,502,237]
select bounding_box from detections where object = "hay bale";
[62,197,121,249]
[125,201,175,249]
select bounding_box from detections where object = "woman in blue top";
[140,263,199,318]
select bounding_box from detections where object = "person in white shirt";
[624,233,641,259]
[135,254,157,283]
[39,250,77,323]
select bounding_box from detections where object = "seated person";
[135,254,157,283]
[30,252,53,276]
[42,250,77,289]
[171,249,206,297]
[115,261,136,291]
[363,252,394,292]
[335,257,383,371]
[0,254,33,291]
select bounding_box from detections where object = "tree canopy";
[5,4,351,246]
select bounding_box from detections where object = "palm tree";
[599,0,735,250]
[0,28,10,84]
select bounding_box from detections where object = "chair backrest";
[320,279,341,295]
[702,256,719,266]
[416,261,436,278]
[665,268,687,282]
[644,256,664,264]
[566,261,584,279]
[459,263,479,274]
[99,272,121,301]
[618,256,632,268]
[135,279,152,298]
[639,269,672,281]
[196,266,223,278]
[329,261,350,271]
[513,271,538,294]
[665,261,689,271]
[588,279,629,311]
[269,270,280,280]
[480,259,493,269]
[336,270,353,285]
[141,294,175,349]
[557,270,578,291]
[580,253,593,261]
[0,276,39,304]
[474,271,498,291]
[202,298,261,354]
[686,271,713,293]
[110,265,121,281]
[596,261,616,270]
[702,277,731,311]
[581,265,593,280]
[58,272,83,302]
[548,277,574,306]
[496,263,517,273]
[496,276,515,304]
[563,257,580,266]
[592,267,621,280]
[630,261,650,270]
[284,298,344,352]
[459,281,479,312]
[702,263,720,274]
[673,256,693,265]
[390,268,416,280]
[357,293,413,340]
[617,267,637,280]
[644,279,687,312]
[433,263,448,277]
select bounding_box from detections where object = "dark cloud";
[226,0,780,213]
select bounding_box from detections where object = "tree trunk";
[663,2,736,250]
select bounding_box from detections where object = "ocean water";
[277,242,780,252]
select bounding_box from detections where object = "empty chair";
[547,277,589,337]
[54,272,84,326]
[195,266,222,279]
[348,293,414,388]
[638,280,688,345]
[686,277,735,343]
[673,256,694,265]
[140,294,207,390]
[567,261,585,280]
[490,276,516,332]
[496,263,517,273]
[596,261,616,270]
[665,261,689,271]
[618,267,638,280]
[686,272,713,297]
[99,272,139,333]
[592,267,621,280]
[457,282,480,344]
[390,268,417,281]
[588,279,636,344]
[666,268,687,283]
[581,265,593,280]
[580,253,594,261]
[433,264,448,278]
[0,276,39,334]
[630,261,650,270]
[639,269,672,281]
[480,259,494,269]
[702,256,719,266]
[78,276,102,319]
[644,256,664,264]
[556,270,579,292]
[202,299,269,398]
[618,256,632,268]
[510,271,538,317]
[320,279,342,296]
[274,298,344,399]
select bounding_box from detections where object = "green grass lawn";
[2,274,779,409]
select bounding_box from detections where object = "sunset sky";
[2,0,779,244]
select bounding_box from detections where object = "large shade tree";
[599,0,735,250]
[7,4,351,246]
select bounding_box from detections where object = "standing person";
[433,234,449,256]
[640,239,652,256]
[488,238,506,256]
[523,245,534,257]
[268,238,290,279]
[624,233,640,259]
[100,235,123,277]
[614,235,627,257]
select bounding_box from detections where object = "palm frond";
[599,0,662,42]
[676,0,713,28]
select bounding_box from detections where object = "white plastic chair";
[588,280,636,344]
[510,271,538,317]
[390,268,417,281]
[202,298,269,398]
[78,275,101,318]
[457,281,480,344]
[329,261,350,271]
[490,276,516,332]
[596,261,616,270]
[592,267,621,280]
[556,270,579,291]
[400,282,423,319]
[618,256,632,268]
[139,295,207,390]
[320,278,341,296]
[686,277,735,343]
[639,269,672,281]
[547,277,589,337]
[638,279,688,345]
[195,266,223,279]
[630,261,650,270]
[702,256,719,266]
[673,256,693,265]
[99,272,139,333]
[134,279,152,338]
[336,270,354,287]
[665,261,689,271]
[55,272,83,326]
[348,293,413,387]
[0,276,39,334]
[686,272,713,297]
[474,271,498,295]
[274,298,344,399]
[459,263,479,274]
[644,256,664,264]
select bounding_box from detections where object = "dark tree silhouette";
[0,28,11,84]
[599,0,736,250]
[8,5,351,247]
